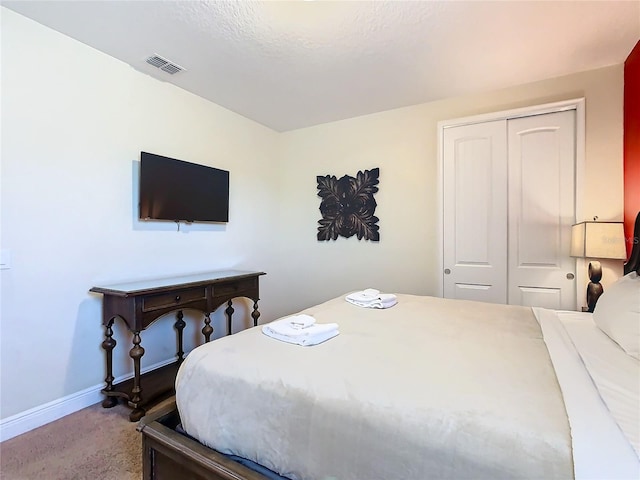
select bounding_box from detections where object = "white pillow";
[593,272,640,360]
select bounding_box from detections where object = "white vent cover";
[145,54,185,75]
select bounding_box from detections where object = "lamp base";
[586,261,603,313]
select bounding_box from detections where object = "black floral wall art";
[317,167,380,241]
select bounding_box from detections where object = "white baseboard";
[0,357,177,442]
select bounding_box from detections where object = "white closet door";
[443,120,508,303]
[507,110,576,309]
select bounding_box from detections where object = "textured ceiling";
[3,0,639,132]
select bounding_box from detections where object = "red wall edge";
[624,40,640,258]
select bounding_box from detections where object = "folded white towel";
[345,289,381,303]
[262,326,339,346]
[345,292,397,309]
[287,314,316,329]
[265,318,338,337]
[262,320,339,346]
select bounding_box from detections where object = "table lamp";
[570,219,627,312]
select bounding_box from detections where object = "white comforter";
[176,294,574,480]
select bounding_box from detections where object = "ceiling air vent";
[145,54,185,75]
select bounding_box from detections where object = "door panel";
[454,283,494,303]
[517,286,562,310]
[443,120,507,303]
[507,111,576,310]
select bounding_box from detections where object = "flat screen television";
[139,151,229,223]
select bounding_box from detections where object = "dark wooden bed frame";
[138,399,269,480]
[138,212,640,480]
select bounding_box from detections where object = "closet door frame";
[436,98,586,308]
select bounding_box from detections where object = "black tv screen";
[139,152,229,223]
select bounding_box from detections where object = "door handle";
[566,273,575,280]
[444,268,451,275]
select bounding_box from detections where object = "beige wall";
[274,65,623,312]
[0,8,282,420]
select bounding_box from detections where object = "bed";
[138,214,640,480]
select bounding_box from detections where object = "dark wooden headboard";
[623,211,640,275]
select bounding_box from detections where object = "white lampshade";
[570,221,627,259]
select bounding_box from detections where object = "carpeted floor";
[0,401,145,480]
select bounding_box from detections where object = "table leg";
[174,310,185,363]
[101,318,118,408]
[202,313,213,342]
[129,332,146,422]
[225,300,234,335]
[252,300,261,327]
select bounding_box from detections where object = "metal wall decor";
[317,167,380,241]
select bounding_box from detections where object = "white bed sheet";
[533,308,640,480]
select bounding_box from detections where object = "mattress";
[176,294,576,480]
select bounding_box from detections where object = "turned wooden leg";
[101,318,118,408]
[225,300,234,335]
[202,313,213,342]
[252,300,261,327]
[129,332,146,422]
[174,310,186,363]
[587,261,604,313]
[129,408,146,423]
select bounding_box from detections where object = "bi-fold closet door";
[443,110,576,310]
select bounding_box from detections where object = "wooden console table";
[90,270,266,421]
